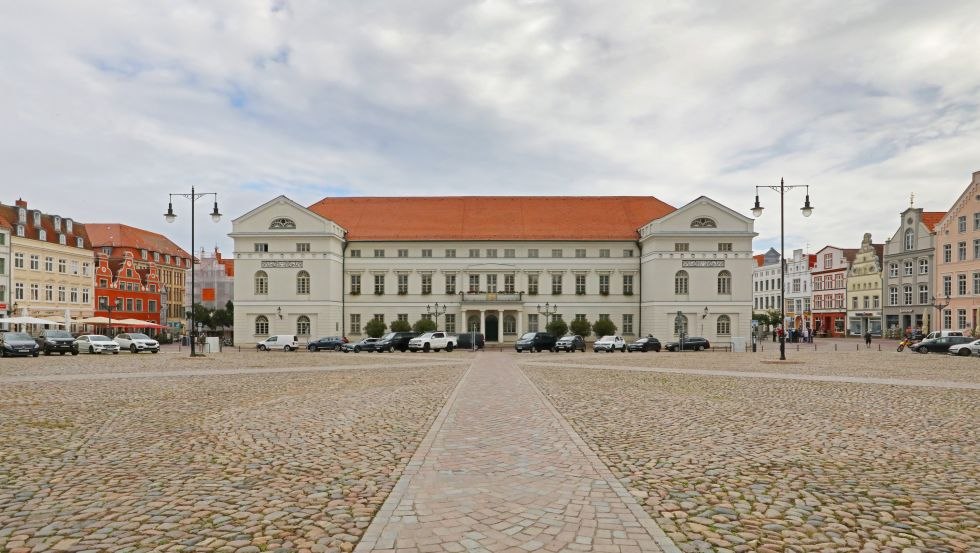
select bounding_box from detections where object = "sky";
[2,0,979,257]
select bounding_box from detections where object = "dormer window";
[38,229,46,241]
[53,216,61,230]
[102,247,112,255]
[32,211,41,226]
[141,249,148,260]
[18,208,26,224]
[165,254,171,264]
[16,225,24,237]
[66,219,73,233]
[76,237,83,248]
[153,252,160,262]
[59,233,66,245]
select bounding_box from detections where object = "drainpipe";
[636,239,642,336]
[341,231,348,339]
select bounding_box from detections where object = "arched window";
[717,315,731,335]
[673,313,688,335]
[255,315,269,335]
[691,217,717,228]
[467,315,480,332]
[674,271,689,295]
[254,271,268,295]
[296,270,310,295]
[904,228,914,251]
[717,270,732,295]
[503,315,516,334]
[269,217,296,229]
[297,315,310,336]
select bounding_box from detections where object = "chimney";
[15,198,27,208]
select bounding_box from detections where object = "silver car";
[947,339,980,357]
[114,332,160,354]
[73,334,120,354]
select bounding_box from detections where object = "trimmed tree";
[592,318,617,337]
[546,318,568,338]
[569,318,592,338]
[390,319,412,332]
[412,318,437,333]
[364,318,387,338]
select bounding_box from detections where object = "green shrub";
[592,318,617,337]
[412,318,437,333]
[364,318,387,338]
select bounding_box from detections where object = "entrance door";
[485,315,499,342]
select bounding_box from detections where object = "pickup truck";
[408,332,456,352]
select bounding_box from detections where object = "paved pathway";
[355,353,678,553]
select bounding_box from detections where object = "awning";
[110,319,168,329]
[0,316,66,326]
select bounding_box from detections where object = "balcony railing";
[460,292,524,303]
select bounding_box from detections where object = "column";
[497,311,504,343]
[516,310,523,337]
[480,310,486,335]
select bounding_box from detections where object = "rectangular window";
[504,249,515,258]
[486,274,497,293]
[254,243,268,252]
[135,299,143,312]
[974,273,980,295]
[958,309,968,329]
[958,241,967,261]
[70,288,78,303]
[124,298,133,311]
[528,274,539,295]
[889,263,899,277]
[486,249,497,258]
[622,314,634,334]
[889,287,898,306]
[445,274,457,294]
[718,243,733,251]
[904,286,913,305]
[975,239,980,259]
[58,286,65,302]
[0,258,3,275]
[943,309,952,329]
[350,314,361,335]
[824,253,833,269]
[44,257,53,271]
[350,274,361,294]
[852,296,858,309]
[421,249,432,258]
[373,314,385,323]
[397,249,408,258]
[14,253,23,268]
[919,258,929,274]
[958,274,967,295]
[674,243,689,252]
[575,248,586,258]
[595,248,609,258]
[444,314,456,333]
[421,274,432,294]
[44,285,53,301]
[873,295,879,309]
[575,274,586,294]
[623,274,633,295]
[15,283,23,300]
[528,314,539,332]
[551,274,562,295]
[863,296,870,309]
[904,261,913,276]
[551,249,563,258]
[397,274,408,294]
[599,313,610,322]
[469,274,480,293]
[296,243,310,252]
[958,215,967,232]
[149,300,157,312]
[350,249,361,258]
[623,249,634,258]
[504,274,515,293]
[374,249,385,258]
[598,274,610,295]
[469,249,480,258]
[374,274,385,295]
[445,249,456,258]
[919,284,929,304]
[30,255,39,270]
[81,262,90,277]
[944,244,952,263]
[943,275,952,296]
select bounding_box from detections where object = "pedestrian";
[864,330,872,348]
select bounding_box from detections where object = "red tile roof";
[86,223,190,258]
[214,249,235,277]
[753,254,765,267]
[307,196,677,241]
[0,212,11,230]
[921,211,946,232]
[0,200,91,248]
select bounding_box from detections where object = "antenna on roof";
[910,192,915,207]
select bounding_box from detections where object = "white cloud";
[0,0,978,254]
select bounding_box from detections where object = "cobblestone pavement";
[0,361,465,553]
[356,353,678,553]
[524,364,979,553]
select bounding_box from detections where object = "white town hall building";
[229,195,756,346]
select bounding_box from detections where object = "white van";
[256,335,300,351]
[924,330,963,340]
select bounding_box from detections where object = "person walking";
[864,330,872,348]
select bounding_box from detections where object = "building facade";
[183,247,235,311]
[752,247,781,317]
[811,245,855,337]
[882,207,944,335]
[846,233,885,336]
[230,195,755,346]
[93,251,163,328]
[0,214,10,320]
[933,170,980,333]
[86,224,191,334]
[0,199,94,323]
[783,249,816,334]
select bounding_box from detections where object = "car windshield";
[129,333,151,340]
[6,332,31,340]
[91,335,110,341]
[599,336,615,341]
[47,330,73,338]
[381,333,396,340]
[521,333,537,340]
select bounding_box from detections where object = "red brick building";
[93,251,163,329]
[811,245,857,337]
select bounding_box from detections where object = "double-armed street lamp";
[929,293,951,332]
[537,302,559,331]
[751,178,814,361]
[426,302,448,330]
[165,186,221,357]
[100,297,122,337]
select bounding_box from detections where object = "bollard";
[857,343,860,351]
[834,343,838,351]
[878,344,881,351]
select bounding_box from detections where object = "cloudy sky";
[2,0,978,256]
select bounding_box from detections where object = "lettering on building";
[681,260,725,268]
[260,261,304,268]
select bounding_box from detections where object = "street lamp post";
[426,302,447,329]
[101,297,122,337]
[537,302,558,332]
[700,306,709,336]
[751,178,814,360]
[165,186,221,357]
[929,294,951,332]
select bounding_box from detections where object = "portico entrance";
[485,315,499,342]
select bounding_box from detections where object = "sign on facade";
[260,261,304,268]
[681,259,725,268]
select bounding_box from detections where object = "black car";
[911,335,973,354]
[375,332,419,352]
[37,329,78,356]
[1,332,41,357]
[308,336,346,351]
[455,332,485,350]
[664,336,710,352]
[515,332,557,353]
[627,336,661,352]
[555,334,586,352]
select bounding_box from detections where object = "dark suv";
[456,332,485,350]
[664,336,710,351]
[308,336,345,352]
[37,329,78,356]
[375,332,419,352]
[515,332,557,353]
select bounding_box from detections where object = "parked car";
[73,334,120,354]
[375,332,419,353]
[664,336,711,352]
[307,336,345,352]
[1,332,41,357]
[256,335,300,351]
[911,335,972,354]
[593,335,626,353]
[627,336,661,352]
[455,332,485,350]
[924,330,964,340]
[515,332,557,353]
[555,334,586,352]
[408,332,456,352]
[36,329,77,356]
[114,332,160,354]
[342,337,380,353]
[947,339,980,357]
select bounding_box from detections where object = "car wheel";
[446,343,454,352]
[131,345,138,353]
[43,348,50,356]
[422,343,430,352]
[151,349,158,354]
[258,345,267,351]
[918,347,928,354]
[33,352,39,357]
[89,346,95,354]
[334,345,341,351]
[958,348,972,356]
[70,348,78,356]
[60,352,65,356]
[112,351,119,355]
